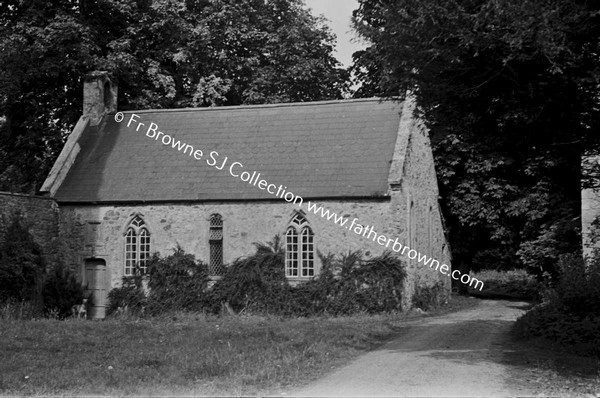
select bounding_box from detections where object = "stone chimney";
[83,71,117,126]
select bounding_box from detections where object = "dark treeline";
[0,0,348,193]
[1,0,599,277]
[351,0,600,278]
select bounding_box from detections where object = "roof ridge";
[114,97,401,115]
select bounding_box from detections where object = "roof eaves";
[55,194,392,206]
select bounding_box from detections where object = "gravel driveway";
[289,299,534,397]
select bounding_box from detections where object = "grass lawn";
[0,295,477,396]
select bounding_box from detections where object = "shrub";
[290,252,339,316]
[412,281,447,311]
[292,250,408,316]
[468,269,540,300]
[0,211,44,306]
[514,301,600,357]
[108,240,409,318]
[206,236,292,315]
[146,245,209,314]
[555,252,600,316]
[0,298,38,320]
[337,251,406,314]
[107,274,146,316]
[514,251,600,357]
[42,263,85,319]
[207,240,408,317]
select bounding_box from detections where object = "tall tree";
[351,0,600,277]
[0,0,348,193]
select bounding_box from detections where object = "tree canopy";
[352,0,600,276]
[0,0,348,193]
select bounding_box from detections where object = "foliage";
[106,239,418,317]
[515,303,600,358]
[0,298,38,320]
[205,236,411,316]
[206,235,292,315]
[41,263,85,319]
[514,252,600,357]
[0,0,349,193]
[467,269,540,300]
[412,281,447,311]
[145,245,210,314]
[0,211,44,307]
[0,211,84,318]
[207,241,409,317]
[554,252,600,317]
[351,0,600,278]
[106,274,146,316]
[294,251,408,316]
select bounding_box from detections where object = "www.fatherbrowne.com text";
[115,112,484,291]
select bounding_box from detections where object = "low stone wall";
[0,191,59,266]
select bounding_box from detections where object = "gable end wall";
[386,101,452,305]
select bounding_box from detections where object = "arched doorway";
[84,258,107,319]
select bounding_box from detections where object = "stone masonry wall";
[582,187,600,258]
[582,155,600,260]
[59,199,403,288]
[0,192,60,266]
[397,115,452,303]
[582,192,600,258]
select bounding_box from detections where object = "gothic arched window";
[124,215,150,275]
[286,213,314,277]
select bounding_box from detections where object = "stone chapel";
[40,72,451,318]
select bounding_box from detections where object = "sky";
[303,0,367,68]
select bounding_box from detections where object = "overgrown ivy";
[293,250,408,316]
[107,237,418,318]
[206,235,291,315]
[145,245,210,314]
[106,274,146,316]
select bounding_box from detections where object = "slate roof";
[53,98,403,203]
